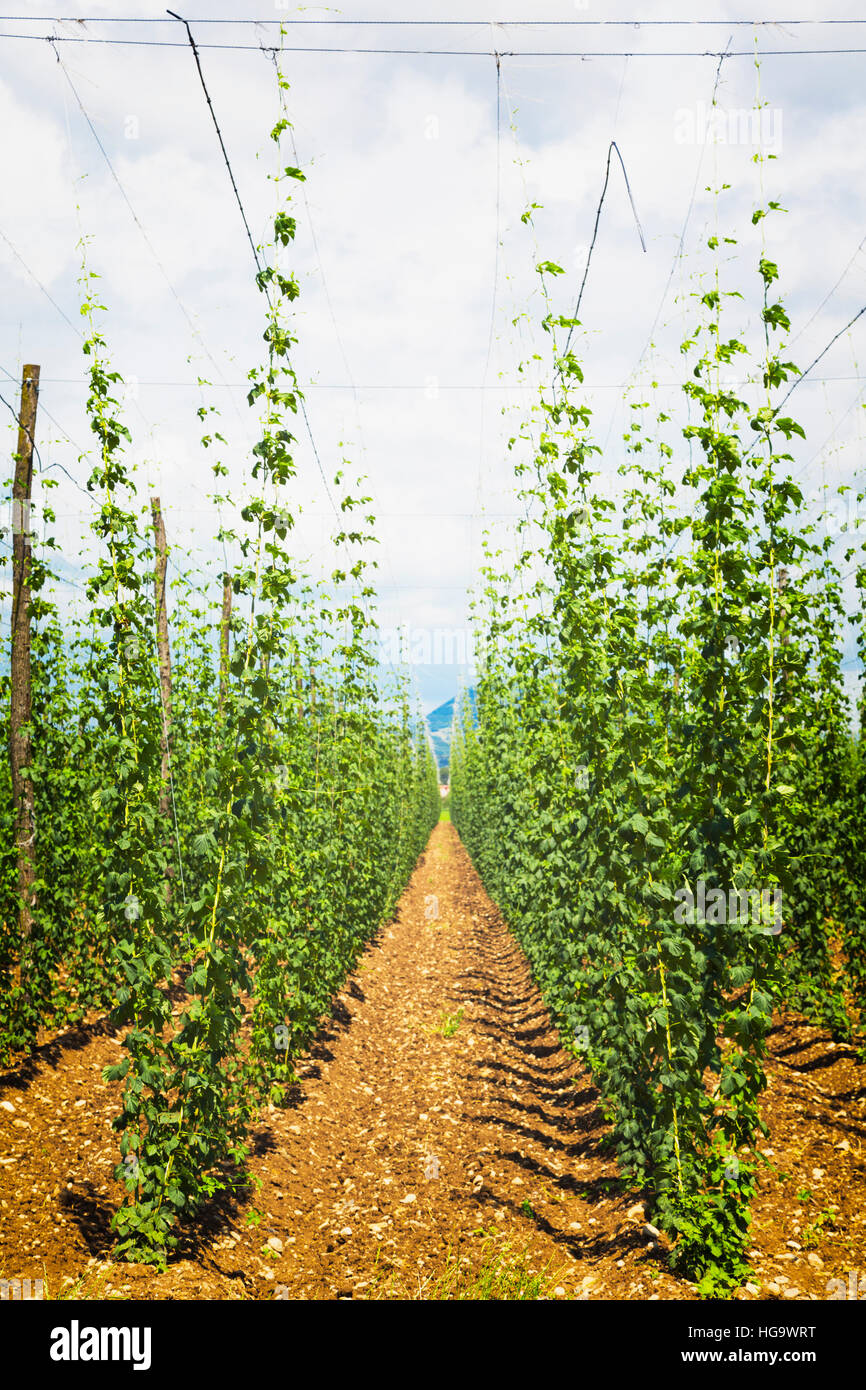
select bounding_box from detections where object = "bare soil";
[1,822,863,1301]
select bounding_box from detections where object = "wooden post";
[151,497,172,818]
[10,364,39,980]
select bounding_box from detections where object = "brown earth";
[0,821,863,1301]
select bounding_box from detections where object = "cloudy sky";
[2,1,866,713]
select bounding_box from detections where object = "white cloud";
[1,0,866,712]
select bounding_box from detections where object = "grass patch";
[433,1007,464,1037]
[431,1242,553,1300]
[802,1208,837,1247]
[371,1236,559,1301]
[21,1264,118,1300]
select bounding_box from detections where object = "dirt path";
[238,819,635,1300]
[1,822,864,1300]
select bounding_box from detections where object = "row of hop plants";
[0,58,440,1264]
[450,136,866,1295]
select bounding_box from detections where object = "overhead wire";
[0,361,89,476]
[791,233,866,347]
[746,302,866,467]
[630,40,732,375]
[7,13,866,654]
[480,49,503,396]
[1,29,866,57]
[168,16,412,686]
[50,37,247,429]
[0,385,45,474]
[560,139,646,367]
[595,41,732,470]
[166,11,264,277]
[269,54,411,662]
[50,19,271,606]
[473,40,502,541]
[166,13,344,528]
[0,376,90,601]
[8,17,866,25]
[49,43,217,491]
[0,224,82,338]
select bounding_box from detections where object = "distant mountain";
[425,690,476,778]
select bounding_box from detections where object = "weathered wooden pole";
[150,496,172,819]
[10,363,39,981]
